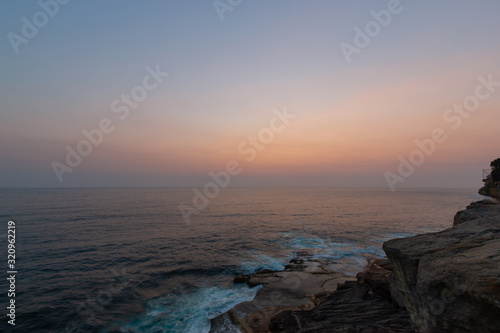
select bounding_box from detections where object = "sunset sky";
[1,0,499,188]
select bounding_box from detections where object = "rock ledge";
[211,254,414,332]
[384,200,500,332]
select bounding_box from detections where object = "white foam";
[239,251,287,274]
[121,284,261,333]
[286,234,387,276]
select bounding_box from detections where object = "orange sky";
[1,1,499,188]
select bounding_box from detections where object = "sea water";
[0,188,479,332]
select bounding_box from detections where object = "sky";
[1,0,499,189]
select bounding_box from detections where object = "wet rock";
[234,275,247,284]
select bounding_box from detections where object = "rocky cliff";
[383,200,500,332]
[479,183,500,199]
[212,198,500,332]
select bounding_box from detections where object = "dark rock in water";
[384,201,500,332]
[284,263,308,271]
[234,275,247,284]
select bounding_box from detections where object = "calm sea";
[0,188,479,332]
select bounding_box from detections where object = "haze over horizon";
[1,0,499,189]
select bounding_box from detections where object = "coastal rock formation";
[210,252,354,333]
[270,259,415,333]
[453,199,499,226]
[384,201,500,332]
[212,195,500,332]
[479,184,500,199]
[211,256,414,333]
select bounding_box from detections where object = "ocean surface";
[0,188,481,332]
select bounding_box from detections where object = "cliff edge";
[212,194,500,332]
[383,200,500,332]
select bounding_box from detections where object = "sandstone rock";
[360,258,394,301]
[209,251,354,333]
[213,199,500,332]
[479,180,500,199]
[453,199,499,226]
[384,201,500,332]
[270,278,414,333]
[212,254,414,333]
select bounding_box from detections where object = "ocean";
[0,188,479,332]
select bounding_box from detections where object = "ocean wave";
[116,285,261,333]
[283,233,386,276]
[239,251,287,274]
